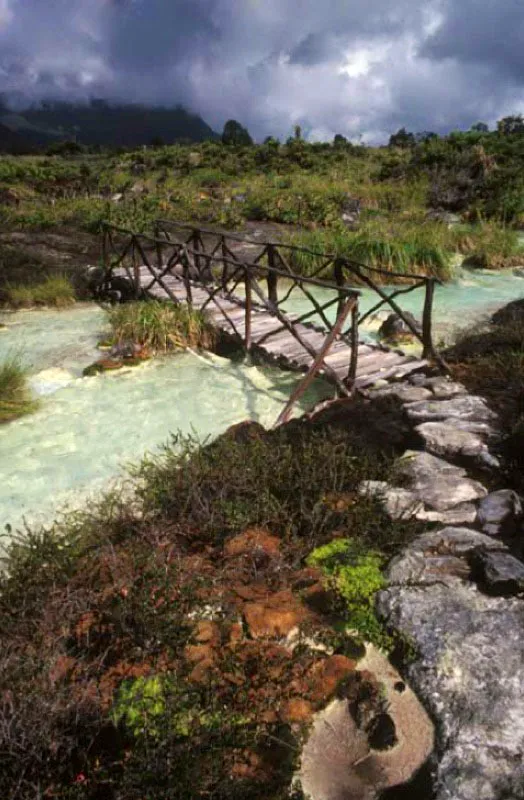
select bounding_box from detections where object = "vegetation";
[106,300,216,352]
[0,355,38,422]
[1,119,523,286]
[0,402,421,799]
[3,274,76,308]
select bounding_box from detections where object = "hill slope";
[1,102,217,148]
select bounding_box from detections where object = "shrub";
[0,356,38,422]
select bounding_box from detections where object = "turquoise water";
[0,267,523,535]
[0,305,331,534]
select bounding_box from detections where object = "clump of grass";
[4,275,76,308]
[0,356,38,422]
[106,300,216,352]
[451,221,523,268]
[285,222,453,282]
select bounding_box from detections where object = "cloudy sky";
[0,0,523,142]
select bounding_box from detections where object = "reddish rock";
[224,528,281,560]
[305,655,357,704]
[228,621,244,647]
[279,698,314,724]
[230,583,270,602]
[291,567,323,590]
[194,620,220,646]
[184,644,216,665]
[222,421,267,444]
[244,590,309,638]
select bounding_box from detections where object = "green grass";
[285,222,453,281]
[107,300,216,352]
[0,356,38,422]
[4,275,76,308]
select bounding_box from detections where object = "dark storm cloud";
[0,0,523,141]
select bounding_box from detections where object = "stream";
[1,267,523,537]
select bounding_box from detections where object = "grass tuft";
[4,275,76,308]
[106,300,216,352]
[0,355,38,422]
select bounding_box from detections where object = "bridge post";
[131,236,141,299]
[347,297,359,386]
[267,245,278,306]
[244,267,252,353]
[334,258,346,319]
[422,278,436,359]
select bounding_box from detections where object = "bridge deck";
[118,266,427,389]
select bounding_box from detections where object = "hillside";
[0,102,218,149]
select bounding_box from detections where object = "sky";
[0,0,523,143]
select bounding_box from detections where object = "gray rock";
[359,481,424,520]
[395,451,487,511]
[415,503,478,526]
[475,551,524,596]
[415,422,496,467]
[368,383,432,404]
[477,490,523,537]
[438,417,496,436]
[424,376,468,399]
[377,536,524,800]
[405,395,496,424]
[492,298,524,327]
[391,527,506,562]
[378,312,422,343]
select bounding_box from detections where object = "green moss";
[112,675,249,740]
[306,538,391,650]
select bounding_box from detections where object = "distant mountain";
[0,121,58,153]
[0,101,218,149]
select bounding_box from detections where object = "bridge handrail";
[100,219,442,365]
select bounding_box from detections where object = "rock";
[378,312,421,343]
[297,646,434,800]
[111,193,123,203]
[423,376,468,399]
[377,540,524,800]
[359,481,478,524]
[477,490,523,537]
[404,395,496,423]
[341,196,361,228]
[395,451,487,511]
[435,417,496,436]
[193,620,220,646]
[279,698,314,724]
[513,268,524,279]
[304,655,357,704]
[368,383,432,404]
[224,528,281,561]
[492,298,524,327]
[426,210,461,225]
[385,527,506,586]
[415,421,495,465]
[243,590,309,639]
[221,420,267,444]
[474,551,524,596]
[415,502,478,526]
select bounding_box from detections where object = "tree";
[415,131,438,144]
[294,124,302,141]
[333,133,348,148]
[471,122,489,133]
[497,115,524,136]
[388,128,416,148]
[221,119,253,146]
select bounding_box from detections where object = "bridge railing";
[101,221,362,398]
[152,218,439,362]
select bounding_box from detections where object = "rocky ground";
[349,372,524,800]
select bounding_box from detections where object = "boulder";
[341,196,361,228]
[491,298,524,327]
[377,531,524,800]
[473,551,524,596]
[395,450,487,511]
[415,421,497,467]
[404,395,496,424]
[477,490,523,538]
[378,312,421,343]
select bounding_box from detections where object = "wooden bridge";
[100,220,440,423]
